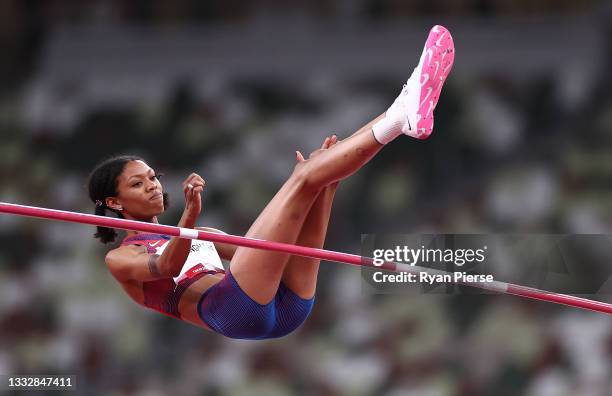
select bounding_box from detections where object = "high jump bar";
[1,201,611,315]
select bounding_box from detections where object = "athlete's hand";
[182,173,205,221]
[296,134,338,162]
[296,135,340,190]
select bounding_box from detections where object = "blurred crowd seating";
[1,1,612,395]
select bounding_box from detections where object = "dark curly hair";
[87,155,169,244]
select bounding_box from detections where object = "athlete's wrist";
[178,212,197,228]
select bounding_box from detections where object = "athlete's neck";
[122,214,159,238]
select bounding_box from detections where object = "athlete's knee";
[291,160,325,193]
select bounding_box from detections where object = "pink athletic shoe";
[386,25,455,139]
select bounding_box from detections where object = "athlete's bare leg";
[229,125,383,303]
[280,114,387,299]
[230,24,455,303]
[280,136,340,299]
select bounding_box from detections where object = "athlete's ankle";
[371,113,403,145]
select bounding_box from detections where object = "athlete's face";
[106,160,164,220]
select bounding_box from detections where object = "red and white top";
[121,233,225,319]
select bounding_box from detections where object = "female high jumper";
[87,25,455,339]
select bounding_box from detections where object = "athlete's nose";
[145,179,156,191]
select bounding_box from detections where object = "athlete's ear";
[105,197,123,212]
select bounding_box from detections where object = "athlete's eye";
[132,181,142,187]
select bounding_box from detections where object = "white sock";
[372,114,403,145]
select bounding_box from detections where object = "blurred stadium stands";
[1,1,612,395]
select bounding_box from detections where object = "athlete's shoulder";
[105,244,146,266]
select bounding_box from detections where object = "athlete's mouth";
[149,192,163,201]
